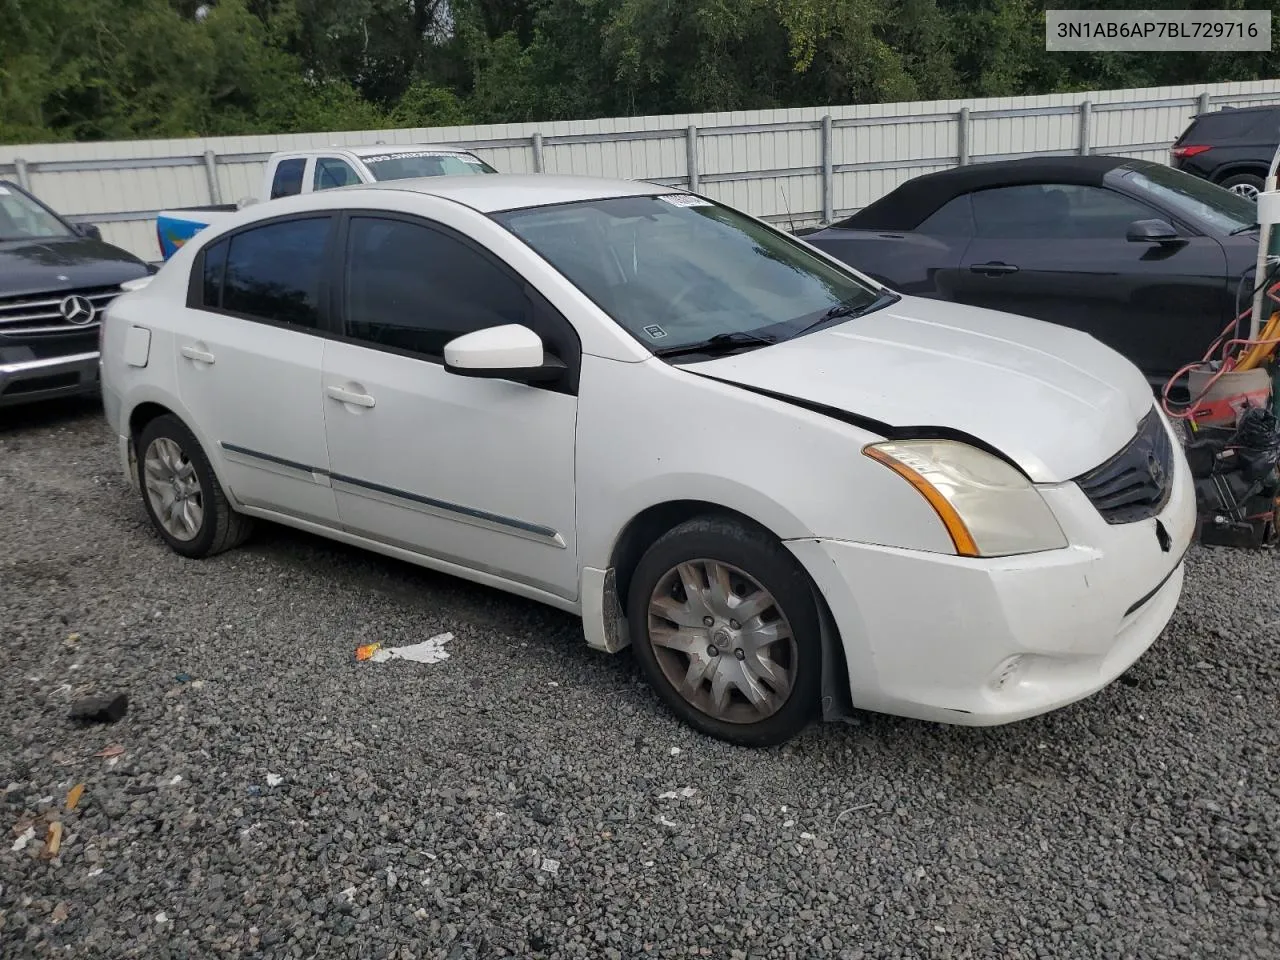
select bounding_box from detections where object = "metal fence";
[3,79,1279,260]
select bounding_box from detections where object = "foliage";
[2,0,1278,145]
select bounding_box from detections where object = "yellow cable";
[1236,311,1280,371]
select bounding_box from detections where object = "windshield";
[1115,163,1256,234]
[493,195,889,352]
[363,151,497,181]
[0,182,73,240]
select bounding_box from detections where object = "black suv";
[1171,105,1280,200]
[0,180,152,408]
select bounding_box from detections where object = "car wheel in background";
[135,414,253,558]
[626,516,822,746]
[1219,172,1265,200]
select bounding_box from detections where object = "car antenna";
[779,183,797,234]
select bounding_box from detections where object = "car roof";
[1200,105,1280,117]
[347,174,675,213]
[837,155,1151,231]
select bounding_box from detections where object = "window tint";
[314,158,361,191]
[269,158,307,199]
[970,184,1156,240]
[201,238,229,307]
[344,216,531,357]
[1245,110,1280,141]
[221,217,331,327]
[917,195,975,237]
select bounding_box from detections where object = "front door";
[175,214,339,526]
[320,212,580,600]
[952,183,1229,380]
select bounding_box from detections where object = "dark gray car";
[800,156,1260,385]
[0,180,151,408]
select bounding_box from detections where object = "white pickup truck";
[155,143,497,260]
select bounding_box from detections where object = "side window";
[971,184,1157,240]
[344,216,531,358]
[314,158,361,191]
[269,159,307,199]
[916,195,975,237]
[201,238,229,307]
[220,217,332,328]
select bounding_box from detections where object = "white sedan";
[99,174,1195,746]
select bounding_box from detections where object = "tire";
[135,414,252,559]
[626,515,822,747]
[1218,172,1264,200]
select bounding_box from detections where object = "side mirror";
[1126,218,1181,244]
[76,222,103,241]
[443,324,566,383]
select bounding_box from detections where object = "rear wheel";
[626,516,822,746]
[135,414,252,558]
[1219,172,1264,200]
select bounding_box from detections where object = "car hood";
[0,237,149,299]
[681,296,1156,483]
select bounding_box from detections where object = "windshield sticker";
[659,193,712,207]
[362,150,467,164]
[643,324,668,339]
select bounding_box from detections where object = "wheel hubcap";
[142,437,204,542]
[647,559,797,724]
[1230,182,1260,200]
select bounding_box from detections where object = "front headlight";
[864,440,1068,557]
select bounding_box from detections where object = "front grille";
[1074,408,1175,524]
[0,286,119,337]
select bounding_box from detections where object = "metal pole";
[685,125,699,192]
[1198,90,1211,115]
[14,158,31,191]
[1079,101,1092,156]
[202,150,222,205]
[957,107,970,166]
[821,115,833,223]
[531,132,544,173]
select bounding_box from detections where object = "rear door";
[952,182,1228,379]
[175,215,340,526]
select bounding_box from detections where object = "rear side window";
[1183,109,1273,142]
[269,159,307,199]
[917,195,975,237]
[201,238,229,307]
[218,217,332,328]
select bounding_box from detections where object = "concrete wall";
[3,79,1279,260]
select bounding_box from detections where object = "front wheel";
[135,414,252,558]
[626,516,822,746]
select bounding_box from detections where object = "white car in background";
[99,174,1195,746]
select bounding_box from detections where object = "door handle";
[180,345,216,364]
[970,262,1020,276]
[326,384,376,408]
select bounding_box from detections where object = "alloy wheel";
[1230,182,1261,200]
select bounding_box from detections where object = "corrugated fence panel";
[4,79,1280,260]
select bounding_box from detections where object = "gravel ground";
[2,398,1279,960]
